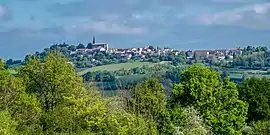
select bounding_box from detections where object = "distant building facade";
[92,36,109,51]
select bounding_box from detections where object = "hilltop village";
[68,37,243,67]
[4,36,268,70]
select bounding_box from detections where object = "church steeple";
[92,36,96,44]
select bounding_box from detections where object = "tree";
[76,43,85,49]
[126,79,172,134]
[87,43,93,49]
[0,61,42,133]
[181,106,211,135]
[18,51,91,133]
[68,45,76,51]
[148,45,154,50]
[172,56,186,66]
[171,65,248,134]
[238,77,270,122]
[0,58,4,69]
[221,71,229,79]
[50,44,60,50]
[44,48,50,53]
[19,52,88,112]
[5,59,13,66]
[251,120,270,135]
[24,54,32,64]
[17,52,156,134]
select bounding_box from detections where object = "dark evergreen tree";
[87,43,93,49]
[76,43,85,49]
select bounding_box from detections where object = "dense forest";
[0,52,270,135]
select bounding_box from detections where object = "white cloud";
[70,21,147,35]
[195,2,270,29]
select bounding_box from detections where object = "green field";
[223,68,268,74]
[224,68,270,79]
[77,61,169,75]
[229,73,270,79]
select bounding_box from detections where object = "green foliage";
[170,106,211,135]
[170,105,187,130]
[171,64,221,106]
[127,79,172,134]
[18,52,94,133]
[172,52,187,66]
[233,50,269,68]
[78,61,167,75]
[171,65,248,135]
[1,52,155,134]
[98,109,157,134]
[181,106,211,135]
[2,50,270,135]
[19,52,86,112]
[0,58,4,69]
[0,111,17,135]
[68,45,76,51]
[0,63,41,133]
[251,120,270,135]
[238,77,270,122]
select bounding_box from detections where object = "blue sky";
[0,0,270,59]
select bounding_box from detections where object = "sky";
[0,0,270,59]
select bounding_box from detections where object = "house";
[126,50,133,55]
[214,49,229,56]
[76,48,95,54]
[99,48,106,52]
[131,48,137,52]
[194,50,213,58]
[70,51,77,55]
[229,48,242,55]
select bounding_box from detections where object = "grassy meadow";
[224,68,270,79]
[77,61,169,75]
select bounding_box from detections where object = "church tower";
[92,36,96,44]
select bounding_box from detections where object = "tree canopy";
[1,51,270,134]
[171,65,248,134]
[238,77,270,122]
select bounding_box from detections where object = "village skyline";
[1,36,267,61]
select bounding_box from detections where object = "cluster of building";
[108,47,176,59]
[187,48,243,61]
[70,37,109,55]
[69,37,243,61]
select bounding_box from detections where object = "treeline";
[232,51,270,68]
[82,64,184,90]
[1,52,270,135]
[210,46,270,68]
